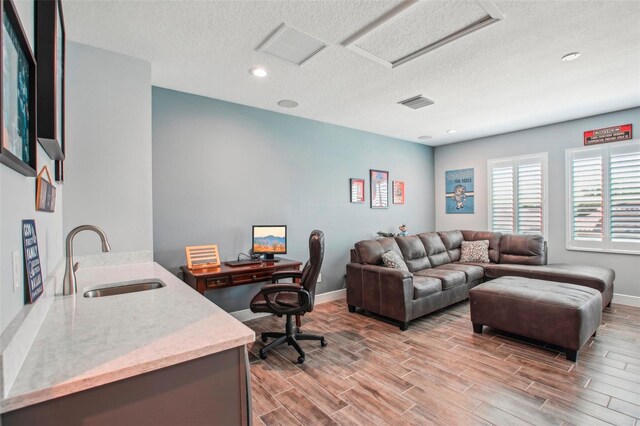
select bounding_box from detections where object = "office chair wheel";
[297,355,305,364]
[259,349,267,360]
[320,338,327,347]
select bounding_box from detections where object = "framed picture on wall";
[393,180,405,204]
[350,178,365,203]
[36,0,66,182]
[370,169,389,208]
[445,168,474,213]
[0,0,37,177]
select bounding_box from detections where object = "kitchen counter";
[0,262,255,414]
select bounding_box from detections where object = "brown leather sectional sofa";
[346,230,615,330]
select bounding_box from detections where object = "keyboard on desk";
[225,259,262,267]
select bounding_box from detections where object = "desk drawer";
[232,271,272,285]
[206,276,230,288]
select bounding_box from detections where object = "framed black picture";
[36,0,66,182]
[370,169,389,208]
[0,0,37,177]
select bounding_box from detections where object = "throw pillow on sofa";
[460,240,490,263]
[381,250,409,272]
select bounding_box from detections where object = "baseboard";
[612,293,640,307]
[230,288,346,322]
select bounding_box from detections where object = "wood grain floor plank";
[273,388,337,426]
[260,406,303,426]
[609,398,640,420]
[472,402,534,425]
[286,372,348,415]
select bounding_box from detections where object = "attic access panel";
[342,0,504,69]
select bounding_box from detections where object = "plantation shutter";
[488,153,546,236]
[517,160,543,235]
[609,145,640,242]
[571,155,603,241]
[491,163,515,233]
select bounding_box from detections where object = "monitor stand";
[262,254,281,262]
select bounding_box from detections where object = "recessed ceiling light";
[278,100,299,108]
[447,130,457,134]
[561,52,580,62]
[418,135,432,140]
[249,67,268,77]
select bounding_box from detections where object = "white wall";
[435,107,640,298]
[63,42,153,258]
[1,0,64,332]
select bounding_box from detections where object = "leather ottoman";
[469,277,602,361]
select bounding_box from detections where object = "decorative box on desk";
[181,259,303,295]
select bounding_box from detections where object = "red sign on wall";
[584,124,632,146]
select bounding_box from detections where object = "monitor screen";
[252,225,287,255]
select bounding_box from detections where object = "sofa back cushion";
[417,232,451,267]
[395,235,431,272]
[437,230,464,261]
[461,230,501,263]
[355,238,401,265]
[499,234,546,265]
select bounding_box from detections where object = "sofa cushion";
[355,238,401,265]
[435,263,484,282]
[461,230,501,263]
[381,250,409,272]
[414,269,465,290]
[395,235,431,272]
[438,230,464,261]
[417,232,451,267]
[413,276,442,300]
[499,234,545,265]
[460,240,490,263]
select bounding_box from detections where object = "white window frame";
[487,152,548,240]
[565,140,640,255]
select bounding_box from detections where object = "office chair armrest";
[259,284,311,315]
[272,271,303,283]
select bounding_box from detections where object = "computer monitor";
[252,225,287,261]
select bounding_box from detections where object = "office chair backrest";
[301,230,324,312]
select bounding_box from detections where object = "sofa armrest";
[346,263,413,323]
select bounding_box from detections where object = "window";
[566,141,640,254]
[488,153,548,238]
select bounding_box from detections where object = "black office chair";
[249,230,326,363]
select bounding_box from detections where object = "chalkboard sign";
[22,220,44,303]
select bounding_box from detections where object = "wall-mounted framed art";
[393,180,405,204]
[370,169,389,209]
[0,0,37,177]
[445,168,474,213]
[350,178,365,203]
[36,166,56,212]
[36,0,66,182]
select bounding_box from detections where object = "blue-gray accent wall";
[152,87,435,312]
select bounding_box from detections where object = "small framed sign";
[393,181,405,204]
[584,124,632,146]
[370,169,389,209]
[22,220,44,303]
[350,178,365,203]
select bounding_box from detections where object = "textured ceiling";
[63,0,640,146]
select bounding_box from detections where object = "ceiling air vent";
[257,24,326,66]
[398,95,434,110]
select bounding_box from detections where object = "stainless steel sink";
[83,281,166,298]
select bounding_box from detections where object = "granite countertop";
[1,262,255,413]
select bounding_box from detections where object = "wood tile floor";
[245,298,640,425]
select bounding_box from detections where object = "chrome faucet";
[63,225,112,295]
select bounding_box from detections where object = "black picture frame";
[0,0,37,177]
[370,169,389,209]
[36,0,66,182]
